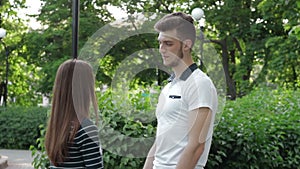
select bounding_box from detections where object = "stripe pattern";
[50,119,104,169]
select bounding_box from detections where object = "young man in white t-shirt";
[143,12,218,169]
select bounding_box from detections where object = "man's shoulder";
[189,69,213,85]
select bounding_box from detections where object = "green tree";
[24,0,113,95]
[100,0,300,99]
[189,0,300,98]
[25,0,172,94]
[0,0,42,106]
[258,0,300,89]
[21,0,299,102]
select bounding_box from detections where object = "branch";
[208,39,223,46]
[161,1,173,13]
[233,37,243,55]
[128,16,156,52]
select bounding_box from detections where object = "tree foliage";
[189,0,300,98]
[0,0,299,106]
[0,0,42,106]
[24,0,113,94]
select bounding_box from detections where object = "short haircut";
[154,12,196,48]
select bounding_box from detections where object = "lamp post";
[191,8,205,71]
[72,0,79,59]
[0,28,8,107]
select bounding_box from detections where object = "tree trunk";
[211,39,237,100]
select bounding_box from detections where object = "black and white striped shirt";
[50,118,104,169]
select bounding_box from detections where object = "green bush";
[98,87,158,169]
[0,106,48,149]
[29,87,300,169]
[30,124,50,169]
[30,86,158,169]
[206,87,300,169]
[100,87,300,169]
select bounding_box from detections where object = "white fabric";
[154,69,218,169]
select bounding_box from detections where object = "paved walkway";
[0,149,33,169]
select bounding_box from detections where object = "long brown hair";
[45,59,99,166]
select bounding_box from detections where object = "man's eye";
[166,42,173,46]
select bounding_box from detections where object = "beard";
[166,43,184,67]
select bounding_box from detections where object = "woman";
[45,59,103,168]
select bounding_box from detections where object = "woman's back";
[50,118,103,169]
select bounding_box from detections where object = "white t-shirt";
[154,67,218,169]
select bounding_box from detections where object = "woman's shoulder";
[78,118,98,133]
[75,118,98,140]
[81,118,95,126]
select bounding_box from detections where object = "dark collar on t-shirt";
[168,63,198,82]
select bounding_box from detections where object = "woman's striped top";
[50,118,104,169]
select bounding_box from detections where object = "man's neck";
[173,60,194,79]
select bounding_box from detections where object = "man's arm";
[143,142,156,169]
[176,107,212,169]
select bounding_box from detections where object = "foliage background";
[1,87,299,168]
[0,0,299,104]
[0,0,299,168]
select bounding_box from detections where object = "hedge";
[0,106,48,149]
[207,88,300,169]
[1,87,299,169]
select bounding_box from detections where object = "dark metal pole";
[4,43,8,106]
[72,0,79,59]
[199,26,205,71]
[0,40,8,106]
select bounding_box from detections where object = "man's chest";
[156,82,189,124]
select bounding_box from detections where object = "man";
[143,12,218,169]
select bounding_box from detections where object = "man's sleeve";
[187,77,216,112]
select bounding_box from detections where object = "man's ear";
[183,39,193,51]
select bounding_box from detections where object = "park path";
[0,149,33,169]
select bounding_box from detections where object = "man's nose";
[159,44,166,53]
